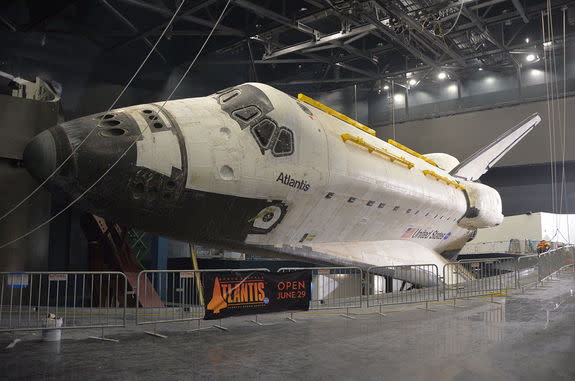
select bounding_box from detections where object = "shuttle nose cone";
[23,130,57,182]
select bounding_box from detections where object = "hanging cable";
[0,0,232,250]
[391,79,396,141]
[563,8,571,243]
[545,2,569,243]
[561,6,571,243]
[541,11,556,219]
[0,0,187,225]
[441,0,464,36]
[548,1,561,220]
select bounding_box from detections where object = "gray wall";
[0,94,59,271]
[315,85,369,125]
[482,162,575,216]
[375,96,575,167]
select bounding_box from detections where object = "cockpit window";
[272,128,294,156]
[220,90,240,103]
[252,119,277,148]
[232,105,261,122]
[297,102,313,116]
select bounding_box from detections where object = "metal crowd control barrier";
[0,272,127,333]
[538,246,575,281]
[135,268,270,329]
[367,264,440,310]
[443,258,517,300]
[277,267,362,317]
[517,254,540,288]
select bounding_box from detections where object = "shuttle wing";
[450,113,541,181]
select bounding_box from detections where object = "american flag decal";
[401,227,417,238]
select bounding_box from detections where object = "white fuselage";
[125,83,482,268]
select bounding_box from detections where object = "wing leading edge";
[450,113,542,181]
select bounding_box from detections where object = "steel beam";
[382,1,466,65]
[109,1,243,52]
[272,77,373,85]
[460,7,520,67]
[362,12,439,69]
[115,0,242,36]
[510,0,530,23]
[263,24,377,60]
[194,58,323,65]
[99,0,167,63]
[453,0,570,34]
[232,0,318,36]
[230,1,381,79]
[0,15,17,32]
[330,40,378,65]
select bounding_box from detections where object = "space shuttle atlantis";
[23,83,541,281]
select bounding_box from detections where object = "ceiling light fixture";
[383,85,390,90]
[408,79,417,86]
[525,37,530,43]
[525,54,536,62]
[437,72,447,80]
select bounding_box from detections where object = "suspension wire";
[546,2,570,243]
[391,79,396,140]
[547,2,558,233]
[549,2,570,242]
[547,5,561,240]
[541,11,556,220]
[0,0,232,250]
[0,0,187,225]
[549,2,563,219]
[561,7,571,243]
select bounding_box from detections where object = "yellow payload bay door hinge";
[341,133,414,169]
[387,139,438,167]
[422,169,465,190]
[298,93,376,136]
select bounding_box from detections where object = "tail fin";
[450,113,541,181]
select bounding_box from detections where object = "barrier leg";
[339,307,356,320]
[212,319,228,331]
[489,293,501,305]
[286,312,297,323]
[89,327,119,343]
[451,298,465,308]
[145,323,167,339]
[249,314,264,326]
[416,301,436,312]
[377,305,386,317]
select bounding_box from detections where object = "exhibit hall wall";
[374,96,575,167]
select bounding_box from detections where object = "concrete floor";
[1,271,574,381]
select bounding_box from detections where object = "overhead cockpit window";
[220,90,240,103]
[272,127,294,157]
[252,119,277,148]
[297,102,313,117]
[232,105,261,122]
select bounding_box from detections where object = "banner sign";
[7,273,29,288]
[203,271,311,320]
[48,274,68,282]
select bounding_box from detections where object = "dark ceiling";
[1,0,574,95]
